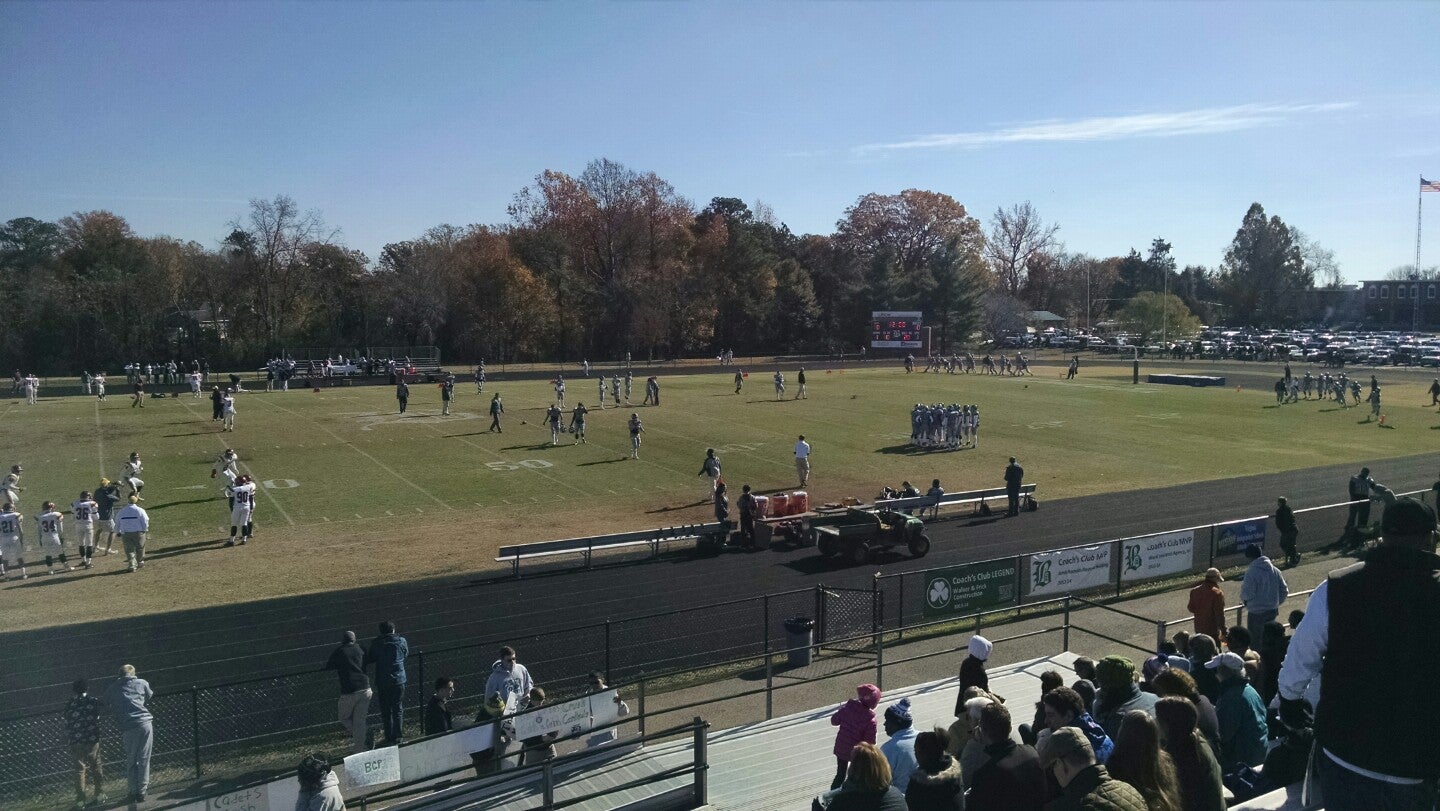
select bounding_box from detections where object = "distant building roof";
[1028,310,1066,323]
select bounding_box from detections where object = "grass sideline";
[1,359,1436,631]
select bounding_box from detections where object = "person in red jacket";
[1187,568,1227,643]
[830,684,882,789]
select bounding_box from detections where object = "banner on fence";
[343,745,401,790]
[1216,519,1266,557]
[1121,530,1195,582]
[922,559,1019,617]
[510,692,596,741]
[1028,544,1112,596]
[399,728,476,784]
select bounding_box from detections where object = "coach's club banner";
[1027,544,1112,597]
[1121,530,1195,582]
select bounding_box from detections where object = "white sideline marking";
[92,400,107,478]
[386,510,395,516]
[322,517,330,522]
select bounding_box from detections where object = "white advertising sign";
[1028,544,1112,596]
[510,694,593,741]
[399,729,475,783]
[342,745,401,790]
[1120,530,1195,582]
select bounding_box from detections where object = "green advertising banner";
[922,558,1019,618]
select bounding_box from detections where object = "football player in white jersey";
[1,465,22,508]
[94,373,107,400]
[226,475,257,546]
[37,501,70,574]
[553,375,566,408]
[0,502,26,579]
[72,491,99,568]
[121,452,144,500]
[211,449,240,482]
[189,370,203,397]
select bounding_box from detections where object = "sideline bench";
[496,522,729,577]
[875,483,1038,518]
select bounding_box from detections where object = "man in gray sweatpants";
[104,664,153,803]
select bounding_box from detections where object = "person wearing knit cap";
[954,635,992,716]
[325,630,371,752]
[1279,494,1440,810]
[1091,655,1158,740]
[1187,568,1227,643]
[830,684,882,789]
[880,698,919,792]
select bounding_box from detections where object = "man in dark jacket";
[326,630,371,752]
[364,621,409,744]
[1004,457,1024,516]
[1274,497,1300,566]
[1278,495,1440,811]
[1037,726,1147,811]
[966,703,1044,811]
[738,484,758,550]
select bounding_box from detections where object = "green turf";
[1,360,1435,629]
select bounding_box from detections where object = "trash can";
[783,617,815,667]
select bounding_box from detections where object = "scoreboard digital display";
[871,311,923,349]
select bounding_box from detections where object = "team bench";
[495,522,730,577]
[874,483,1038,518]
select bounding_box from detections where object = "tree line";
[1,158,1341,374]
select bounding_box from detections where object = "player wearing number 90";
[226,475,257,547]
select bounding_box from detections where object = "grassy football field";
[1,358,1436,631]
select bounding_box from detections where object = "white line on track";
[249,396,453,510]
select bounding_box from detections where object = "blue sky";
[2,1,1437,282]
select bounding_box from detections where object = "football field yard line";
[246,395,454,510]
[178,400,297,527]
[92,399,107,478]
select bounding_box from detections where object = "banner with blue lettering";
[1215,519,1266,557]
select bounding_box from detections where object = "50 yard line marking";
[178,400,296,526]
[247,395,454,510]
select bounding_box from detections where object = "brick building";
[1361,279,1440,328]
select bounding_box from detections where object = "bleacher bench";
[496,522,729,577]
[875,483,1038,517]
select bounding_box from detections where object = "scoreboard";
[871,311,923,349]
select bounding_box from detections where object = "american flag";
[1424,177,1440,193]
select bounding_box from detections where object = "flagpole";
[1417,176,1424,332]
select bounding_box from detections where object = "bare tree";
[225,196,336,352]
[1384,264,1440,280]
[985,202,1059,297]
[1293,230,1344,288]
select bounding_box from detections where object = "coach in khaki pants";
[326,631,372,752]
[114,496,149,573]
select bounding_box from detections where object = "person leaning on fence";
[295,752,346,811]
[1274,497,1300,566]
[424,677,455,735]
[104,664,153,804]
[63,678,105,808]
[469,692,508,777]
[325,631,371,752]
[518,687,559,765]
[364,621,409,745]
[1278,494,1440,811]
